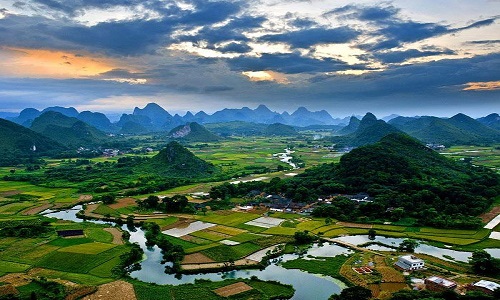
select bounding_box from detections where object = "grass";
[145,217,179,227]
[202,243,261,261]
[93,204,120,217]
[198,211,260,227]
[323,228,349,237]
[228,233,262,243]
[132,278,294,300]
[85,228,114,243]
[184,243,220,254]
[281,255,351,279]
[262,227,298,236]
[209,225,246,236]
[296,221,325,231]
[58,242,116,254]
[190,230,226,242]
[162,235,199,249]
[36,246,127,273]
[0,260,31,273]
[48,237,93,247]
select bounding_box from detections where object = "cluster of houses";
[318,192,374,204]
[233,192,376,214]
[394,255,499,296]
[425,143,446,151]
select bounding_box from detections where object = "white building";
[395,255,425,271]
[471,280,500,295]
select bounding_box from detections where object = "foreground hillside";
[0,118,66,166]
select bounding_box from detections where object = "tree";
[469,249,499,275]
[368,229,376,240]
[329,286,372,300]
[398,239,419,253]
[100,194,115,204]
[294,230,315,244]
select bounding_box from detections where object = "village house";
[395,255,425,271]
[467,280,499,295]
[425,276,457,292]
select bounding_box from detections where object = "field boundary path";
[323,238,385,256]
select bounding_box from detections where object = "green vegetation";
[132,277,295,300]
[282,255,350,280]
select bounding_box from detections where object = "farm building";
[467,280,499,295]
[394,255,425,271]
[57,229,84,237]
[425,276,457,292]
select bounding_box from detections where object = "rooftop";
[399,255,424,263]
[426,276,457,288]
[473,280,500,292]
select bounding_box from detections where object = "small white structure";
[395,255,425,271]
[471,280,500,295]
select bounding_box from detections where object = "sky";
[0,0,498,118]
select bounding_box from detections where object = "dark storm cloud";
[177,15,266,44]
[203,86,234,92]
[217,42,252,53]
[324,4,400,21]
[259,27,360,48]
[55,19,176,55]
[373,48,455,64]
[227,53,359,74]
[326,4,497,51]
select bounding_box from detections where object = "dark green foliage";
[0,118,66,166]
[332,113,401,147]
[168,122,221,142]
[469,250,500,276]
[143,141,216,177]
[336,116,360,135]
[329,286,372,300]
[16,278,66,300]
[264,123,298,136]
[112,243,144,277]
[0,219,52,238]
[30,111,108,147]
[398,239,419,253]
[282,255,350,280]
[142,222,185,273]
[293,231,315,245]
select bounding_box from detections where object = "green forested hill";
[274,133,498,228]
[142,141,216,177]
[389,114,500,145]
[264,123,298,136]
[168,122,221,142]
[0,118,66,165]
[332,113,401,147]
[30,111,108,147]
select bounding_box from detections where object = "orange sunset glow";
[0,47,116,78]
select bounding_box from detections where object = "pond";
[44,207,347,300]
[333,235,500,262]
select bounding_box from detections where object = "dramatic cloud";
[0,0,498,116]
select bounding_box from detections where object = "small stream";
[274,149,299,169]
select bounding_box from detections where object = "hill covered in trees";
[217,133,499,229]
[168,122,221,142]
[0,118,66,166]
[31,112,109,147]
[142,141,216,177]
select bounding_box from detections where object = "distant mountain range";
[1,103,498,148]
[4,103,352,133]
